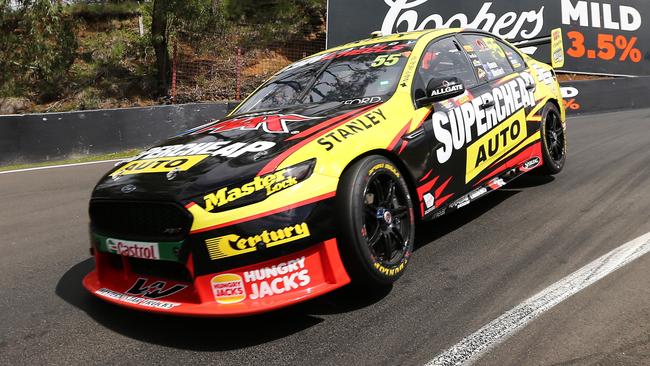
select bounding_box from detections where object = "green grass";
[0,149,139,172]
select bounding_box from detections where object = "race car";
[84,28,567,316]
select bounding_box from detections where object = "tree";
[149,0,225,96]
[151,0,170,95]
[0,0,77,101]
[223,0,326,35]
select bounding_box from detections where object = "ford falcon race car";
[84,28,567,316]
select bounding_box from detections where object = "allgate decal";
[430,82,463,97]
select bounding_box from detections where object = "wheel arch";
[547,98,562,116]
[546,98,566,123]
[337,149,422,220]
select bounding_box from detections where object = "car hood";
[91,101,375,202]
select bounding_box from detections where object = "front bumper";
[83,239,350,317]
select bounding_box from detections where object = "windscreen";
[236,40,415,113]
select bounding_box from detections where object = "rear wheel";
[336,156,415,286]
[537,103,566,175]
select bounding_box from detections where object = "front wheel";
[537,103,567,175]
[336,156,415,286]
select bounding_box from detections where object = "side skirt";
[424,154,543,221]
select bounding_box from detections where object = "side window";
[497,40,527,71]
[414,37,478,99]
[459,34,514,81]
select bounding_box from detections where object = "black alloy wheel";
[336,156,415,286]
[537,103,567,175]
[362,171,412,269]
[545,108,565,163]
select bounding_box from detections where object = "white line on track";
[0,159,121,175]
[426,232,650,366]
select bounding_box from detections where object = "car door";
[455,33,539,185]
[408,36,493,218]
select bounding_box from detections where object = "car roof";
[325,28,464,53]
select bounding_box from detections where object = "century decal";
[318,109,387,151]
[205,223,310,260]
[430,81,463,96]
[111,141,275,177]
[203,168,298,212]
[432,73,536,166]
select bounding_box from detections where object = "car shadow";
[55,259,392,351]
[413,174,554,248]
[55,174,553,351]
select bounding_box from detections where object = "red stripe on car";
[258,104,382,176]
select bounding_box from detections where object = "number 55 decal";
[371,54,400,67]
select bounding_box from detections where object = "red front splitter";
[83,239,351,317]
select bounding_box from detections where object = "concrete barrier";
[2,76,649,165]
[561,77,650,116]
[0,102,238,165]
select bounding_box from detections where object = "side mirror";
[416,77,465,108]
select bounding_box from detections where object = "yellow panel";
[551,28,565,69]
[466,109,527,182]
[110,155,208,177]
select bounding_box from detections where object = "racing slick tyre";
[336,156,415,287]
[537,103,567,175]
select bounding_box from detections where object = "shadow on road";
[413,174,554,249]
[55,259,391,351]
[55,174,554,351]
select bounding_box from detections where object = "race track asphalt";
[1,108,649,366]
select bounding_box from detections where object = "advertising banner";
[0,102,238,165]
[327,0,650,76]
[561,76,650,115]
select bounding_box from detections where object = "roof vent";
[370,31,383,38]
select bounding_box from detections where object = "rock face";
[0,98,32,115]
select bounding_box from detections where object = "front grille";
[128,257,193,282]
[89,200,191,240]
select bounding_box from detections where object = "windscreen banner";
[326,0,650,76]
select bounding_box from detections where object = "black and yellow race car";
[84,28,567,316]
